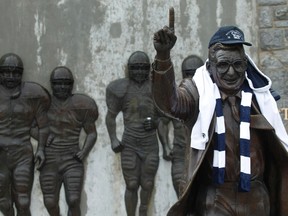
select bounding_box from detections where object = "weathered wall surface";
[2,0,284,215]
[257,0,288,127]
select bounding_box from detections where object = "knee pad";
[126,180,139,191]
[141,180,154,191]
[66,194,81,208]
[15,194,30,210]
[0,197,13,214]
[43,195,58,210]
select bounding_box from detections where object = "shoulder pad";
[22,82,50,99]
[71,94,97,110]
[106,78,129,99]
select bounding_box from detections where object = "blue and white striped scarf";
[213,82,253,192]
[191,56,288,193]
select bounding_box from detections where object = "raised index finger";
[169,7,175,31]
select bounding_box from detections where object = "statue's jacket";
[152,65,288,216]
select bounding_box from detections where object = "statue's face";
[51,79,73,100]
[0,68,23,89]
[209,49,247,95]
[128,63,150,84]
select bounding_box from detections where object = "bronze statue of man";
[37,66,98,216]
[158,55,204,197]
[0,53,50,216]
[106,51,169,216]
[152,23,288,216]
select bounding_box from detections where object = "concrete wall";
[0,0,273,215]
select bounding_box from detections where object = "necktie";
[228,96,240,122]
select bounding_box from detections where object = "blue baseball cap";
[208,26,252,48]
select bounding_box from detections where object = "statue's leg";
[139,136,159,216]
[12,149,34,216]
[121,148,140,216]
[171,146,185,198]
[40,163,62,216]
[0,160,14,216]
[63,161,84,216]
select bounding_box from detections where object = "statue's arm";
[157,117,172,161]
[34,89,51,170]
[105,84,124,153]
[152,24,199,125]
[76,122,97,161]
[106,110,123,153]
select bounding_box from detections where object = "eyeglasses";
[213,60,247,74]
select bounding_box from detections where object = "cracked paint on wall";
[34,10,46,67]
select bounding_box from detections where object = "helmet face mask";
[0,68,23,89]
[0,53,24,89]
[50,67,74,100]
[128,63,150,84]
[51,79,73,100]
[127,51,150,84]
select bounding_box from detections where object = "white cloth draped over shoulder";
[190,55,288,151]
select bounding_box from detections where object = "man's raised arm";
[152,7,177,114]
[152,7,199,126]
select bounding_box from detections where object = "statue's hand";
[153,26,177,58]
[35,149,45,170]
[112,139,124,153]
[74,150,86,162]
[46,134,55,146]
[163,148,173,161]
[143,117,157,131]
